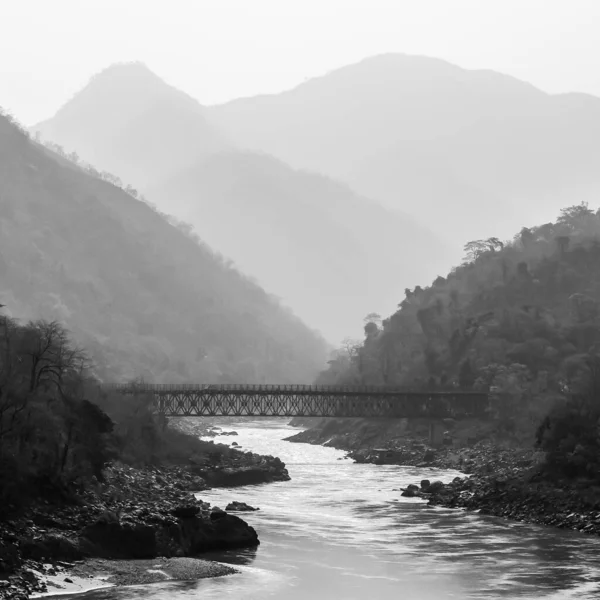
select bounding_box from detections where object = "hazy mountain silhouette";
[0,112,327,383]
[35,62,230,188]
[34,62,451,342]
[147,151,451,342]
[208,53,600,244]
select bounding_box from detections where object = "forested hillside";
[319,203,600,406]
[0,111,327,383]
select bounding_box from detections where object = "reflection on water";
[64,419,600,599]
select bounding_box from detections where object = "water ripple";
[71,419,600,600]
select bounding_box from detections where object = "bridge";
[105,384,490,419]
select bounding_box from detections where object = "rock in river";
[225,502,259,512]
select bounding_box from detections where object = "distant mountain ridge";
[208,53,545,176]
[207,53,600,244]
[0,112,327,383]
[34,60,452,342]
[35,62,230,188]
[147,150,450,341]
[35,54,600,339]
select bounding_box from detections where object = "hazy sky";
[2,0,600,124]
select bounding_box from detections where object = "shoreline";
[287,418,600,538]
[0,451,277,599]
[422,458,600,536]
[29,557,237,598]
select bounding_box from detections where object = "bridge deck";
[105,384,489,419]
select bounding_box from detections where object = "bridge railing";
[101,383,488,396]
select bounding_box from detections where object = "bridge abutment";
[428,421,445,447]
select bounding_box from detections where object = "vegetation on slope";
[0,314,285,512]
[318,203,600,478]
[0,316,114,508]
[0,111,327,383]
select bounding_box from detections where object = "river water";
[70,419,600,599]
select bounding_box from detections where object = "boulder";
[200,466,289,487]
[225,502,259,512]
[80,520,157,559]
[173,513,259,554]
[187,476,206,491]
[172,505,200,519]
[428,481,445,494]
[423,450,436,463]
[20,533,83,562]
[420,479,431,490]
[401,484,421,498]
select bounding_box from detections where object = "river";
[67,419,600,599]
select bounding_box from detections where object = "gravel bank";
[29,557,236,597]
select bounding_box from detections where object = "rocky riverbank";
[27,556,236,597]
[0,460,272,599]
[1,417,291,598]
[172,418,291,486]
[285,416,504,471]
[288,417,600,538]
[395,443,600,537]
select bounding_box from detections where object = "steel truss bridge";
[104,384,489,419]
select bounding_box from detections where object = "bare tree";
[21,320,90,395]
[0,316,27,441]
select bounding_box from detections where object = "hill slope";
[33,63,451,341]
[0,112,327,383]
[209,54,543,175]
[147,151,451,342]
[34,62,230,188]
[208,54,600,244]
[318,202,600,401]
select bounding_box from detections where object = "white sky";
[1,0,600,124]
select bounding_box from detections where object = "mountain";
[208,54,600,244]
[34,62,230,188]
[347,93,600,243]
[147,151,451,342]
[317,201,600,396]
[34,62,451,342]
[0,111,328,383]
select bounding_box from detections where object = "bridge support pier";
[428,421,445,447]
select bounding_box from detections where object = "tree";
[20,320,89,394]
[364,322,379,338]
[463,237,504,262]
[363,312,382,327]
[0,316,27,441]
[557,202,595,232]
[125,184,139,199]
[0,318,112,505]
[556,235,570,256]
[519,227,535,248]
[340,337,362,360]
[458,359,476,389]
[537,354,600,480]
